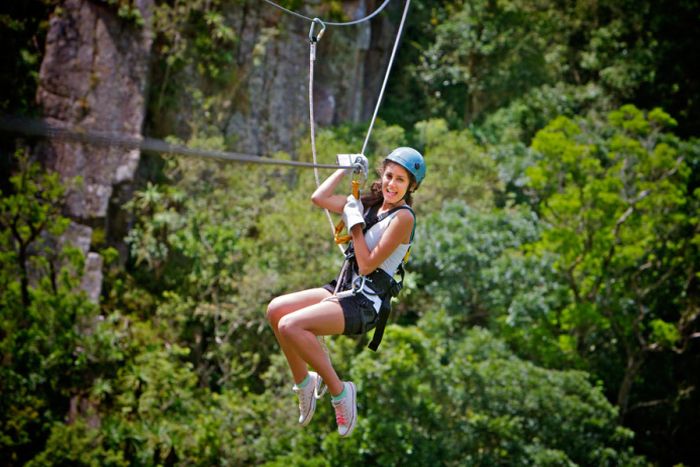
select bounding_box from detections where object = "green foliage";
[524,105,697,411]
[417,0,570,124]
[0,2,53,113]
[272,326,644,466]
[153,0,238,81]
[148,0,243,136]
[27,317,281,466]
[0,151,99,465]
[413,118,502,213]
[399,0,682,134]
[105,0,145,26]
[411,201,576,367]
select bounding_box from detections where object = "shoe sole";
[339,382,357,437]
[300,394,316,427]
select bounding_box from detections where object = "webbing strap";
[363,204,416,243]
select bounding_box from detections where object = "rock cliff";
[34,0,403,301]
[35,0,154,301]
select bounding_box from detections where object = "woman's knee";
[266,297,286,326]
[277,314,300,339]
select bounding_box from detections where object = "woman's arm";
[311,168,351,214]
[350,209,414,276]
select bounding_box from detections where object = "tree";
[417,0,570,125]
[413,118,502,214]
[0,151,97,465]
[271,326,644,466]
[525,105,699,422]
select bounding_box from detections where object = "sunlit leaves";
[316,326,643,466]
[524,105,697,412]
[414,118,502,213]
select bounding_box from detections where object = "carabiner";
[309,17,326,43]
[351,275,366,294]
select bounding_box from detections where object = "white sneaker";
[315,375,327,399]
[293,372,320,426]
[331,381,357,437]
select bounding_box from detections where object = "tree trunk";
[617,351,645,419]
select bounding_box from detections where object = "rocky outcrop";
[33,0,403,301]
[188,0,400,156]
[35,0,154,301]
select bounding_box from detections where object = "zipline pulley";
[333,153,368,244]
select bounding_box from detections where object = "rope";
[307,37,341,385]
[305,0,412,269]
[361,0,410,155]
[308,37,346,253]
[0,115,354,170]
[262,0,392,27]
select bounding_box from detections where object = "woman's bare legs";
[277,300,346,396]
[267,288,345,395]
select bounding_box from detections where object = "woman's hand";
[350,208,414,276]
[342,195,365,230]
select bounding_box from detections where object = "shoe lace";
[294,387,309,407]
[295,385,311,408]
[334,400,348,426]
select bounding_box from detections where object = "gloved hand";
[342,194,365,231]
[352,154,369,177]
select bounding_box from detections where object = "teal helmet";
[385,147,426,188]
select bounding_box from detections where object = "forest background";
[1,0,699,465]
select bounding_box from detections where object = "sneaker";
[331,381,357,437]
[315,374,327,400]
[293,372,320,426]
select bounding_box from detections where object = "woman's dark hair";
[360,160,416,208]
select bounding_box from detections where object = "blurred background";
[1,1,698,465]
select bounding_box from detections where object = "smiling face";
[381,161,414,205]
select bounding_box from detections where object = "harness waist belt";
[364,269,401,297]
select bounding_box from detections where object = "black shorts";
[323,280,379,336]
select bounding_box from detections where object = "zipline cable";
[0,115,354,170]
[262,0,392,27]
[361,0,410,155]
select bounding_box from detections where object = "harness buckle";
[334,275,365,299]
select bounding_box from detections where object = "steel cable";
[262,0,392,26]
[0,115,354,170]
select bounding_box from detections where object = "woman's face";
[381,161,413,204]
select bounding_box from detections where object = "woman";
[266,147,426,437]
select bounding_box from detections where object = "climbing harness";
[324,204,416,350]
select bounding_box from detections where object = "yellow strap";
[334,179,361,244]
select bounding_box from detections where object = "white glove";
[352,154,369,177]
[342,195,365,231]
